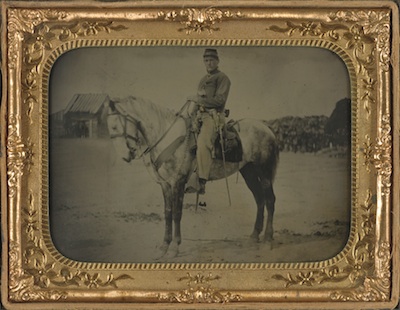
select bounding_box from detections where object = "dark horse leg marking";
[240,162,276,243]
[240,163,266,242]
[160,182,173,255]
[172,179,186,246]
[263,179,276,242]
[159,179,186,258]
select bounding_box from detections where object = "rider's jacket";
[197,68,231,112]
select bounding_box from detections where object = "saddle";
[214,120,243,162]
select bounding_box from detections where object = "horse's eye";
[111,125,117,131]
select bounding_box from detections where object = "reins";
[110,100,192,160]
[141,100,192,157]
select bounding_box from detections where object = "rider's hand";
[197,89,206,97]
[187,95,198,102]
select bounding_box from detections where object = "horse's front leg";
[166,179,186,258]
[173,180,186,244]
[159,182,173,256]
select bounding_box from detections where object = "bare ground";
[49,139,350,264]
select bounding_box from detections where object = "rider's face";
[203,57,219,73]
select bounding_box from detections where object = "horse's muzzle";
[123,156,132,163]
[123,149,137,162]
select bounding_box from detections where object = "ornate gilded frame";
[1,1,399,309]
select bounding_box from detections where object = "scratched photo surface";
[49,46,351,263]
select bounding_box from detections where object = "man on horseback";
[191,48,231,194]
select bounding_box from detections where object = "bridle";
[108,112,143,156]
[108,100,193,160]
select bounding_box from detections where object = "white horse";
[106,96,279,257]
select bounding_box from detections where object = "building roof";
[64,93,109,115]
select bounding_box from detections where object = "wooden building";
[59,93,110,138]
[49,109,65,138]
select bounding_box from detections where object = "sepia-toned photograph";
[49,46,351,264]
[4,1,398,307]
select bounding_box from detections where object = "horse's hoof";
[165,243,179,259]
[268,239,275,250]
[250,232,260,243]
[264,228,274,244]
[263,236,274,250]
[264,235,274,242]
[157,243,169,259]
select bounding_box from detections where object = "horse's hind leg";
[240,163,265,242]
[263,179,276,242]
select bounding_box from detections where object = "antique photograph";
[49,46,351,264]
[3,1,398,308]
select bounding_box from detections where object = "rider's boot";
[198,178,207,195]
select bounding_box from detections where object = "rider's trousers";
[196,110,224,180]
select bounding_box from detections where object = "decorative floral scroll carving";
[329,10,391,118]
[272,191,391,301]
[361,76,376,118]
[267,21,348,41]
[158,273,241,303]
[7,8,133,301]
[330,10,391,71]
[47,21,128,42]
[7,115,34,198]
[178,272,221,286]
[6,6,130,204]
[267,9,391,120]
[272,267,349,288]
[158,8,243,34]
[331,243,391,301]
[9,7,127,127]
[272,271,317,288]
[9,192,133,300]
[7,9,67,68]
[363,115,392,195]
[272,190,383,297]
[9,242,67,302]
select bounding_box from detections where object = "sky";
[49,46,350,121]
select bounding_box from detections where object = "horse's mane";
[114,96,176,129]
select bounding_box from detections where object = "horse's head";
[107,100,143,162]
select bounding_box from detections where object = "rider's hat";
[203,48,219,60]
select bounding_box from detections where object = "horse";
[106,96,279,258]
